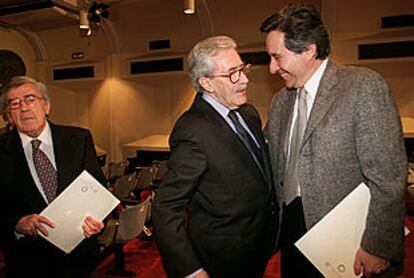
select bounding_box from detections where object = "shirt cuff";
[186,268,205,278]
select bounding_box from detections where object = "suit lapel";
[49,123,68,195]
[302,60,339,148]
[6,130,48,209]
[194,95,268,183]
[238,106,271,184]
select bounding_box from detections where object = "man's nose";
[240,70,249,83]
[19,100,30,110]
[269,58,279,74]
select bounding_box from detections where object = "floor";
[97,216,414,278]
[1,215,413,277]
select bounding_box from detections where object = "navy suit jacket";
[152,94,278,278]
[0,122,106,277]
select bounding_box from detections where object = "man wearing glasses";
[152,36,278,278]
[0,76,106,277]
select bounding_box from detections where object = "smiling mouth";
[279,72,289,79]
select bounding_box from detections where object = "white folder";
[295,183,410,278]
[295,183,370,278]
[40,170,120,253]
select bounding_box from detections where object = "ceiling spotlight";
[184,0,195,14]
[79,10,89,29]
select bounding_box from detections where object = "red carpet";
[98,216,414,278]
[98,238,280,278]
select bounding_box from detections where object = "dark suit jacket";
[0,122,106,277]
[265,60,407,277]
[152,94,278,278]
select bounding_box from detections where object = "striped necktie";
[31,139,58,203]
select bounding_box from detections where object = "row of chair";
[98,196,152,277]
[98,159,168,277]
[103,160,167,191]
[99,196,152,247]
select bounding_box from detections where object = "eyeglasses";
[7,94,46,110]
[210,63,251,84]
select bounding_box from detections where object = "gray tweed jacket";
[265,59,407,277]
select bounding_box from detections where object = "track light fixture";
[79,9,89,29]
[184,0,195,14]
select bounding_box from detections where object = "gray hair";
[0,76,49,114]
[188,36,237,92]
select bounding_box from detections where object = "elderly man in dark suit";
[152,36,278,278]
[0,76,106,277]
[261,4,407,278]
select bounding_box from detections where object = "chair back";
[112,173,136,200]
[135,166,154,190]
[116,197,151,242]
[108,160,128,181]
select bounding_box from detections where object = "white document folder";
[295,183,370,278]
[40,170,120,253]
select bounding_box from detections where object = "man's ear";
[45,101,51,115]
[305,43,317,59]
[199,77,214,93]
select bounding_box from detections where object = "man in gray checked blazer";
[261,4,407,278]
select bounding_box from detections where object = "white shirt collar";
[303,59,328,101]
[201,92,231,119]
[19,122,52,148]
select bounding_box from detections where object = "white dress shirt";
[19,122,56,204]
[287,59,328,197]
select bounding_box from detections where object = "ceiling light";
[184,0,195,14]
[79,10,89,29]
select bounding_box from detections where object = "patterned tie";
[228,110,264,169]
[284,87,308,205]
[31,139,58,203]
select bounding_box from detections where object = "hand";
[15,214,55,237]
[354,247,390,278]
[194,270,209,278]
[82,216,104,238]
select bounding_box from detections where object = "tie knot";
[298,87,308,99]
[228,109,239,121]
[31,139,41,150]
[298,87,307,100]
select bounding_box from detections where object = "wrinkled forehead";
[7,83,40,99]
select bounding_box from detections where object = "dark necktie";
[31,139,58,203]
[284,87,308,205]
[228,110,264,168]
